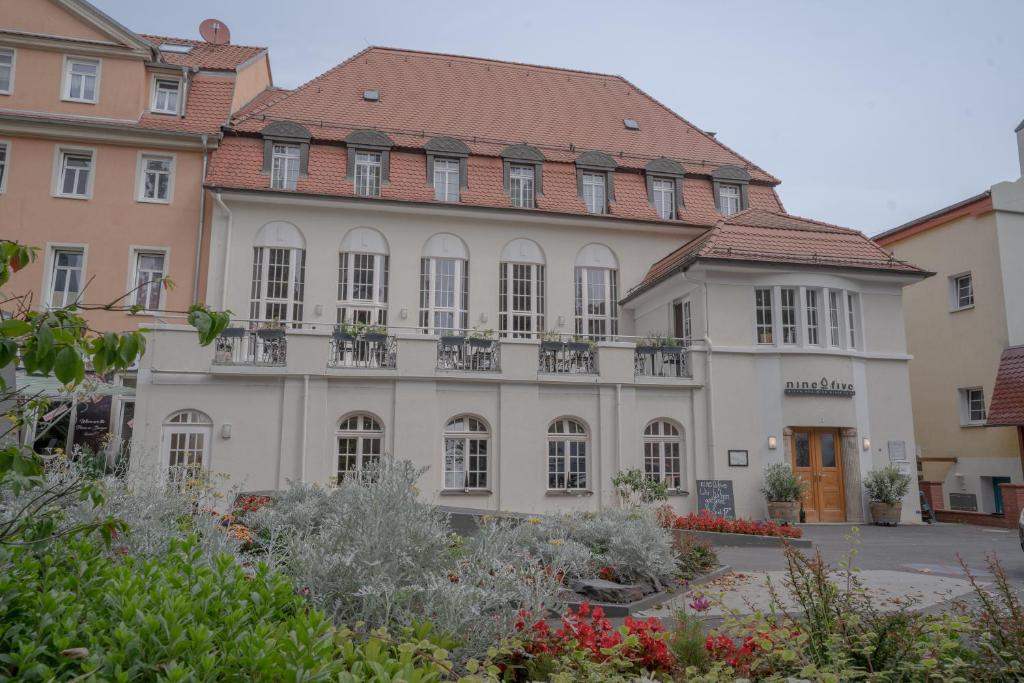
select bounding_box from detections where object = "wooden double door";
[791,428,846,522]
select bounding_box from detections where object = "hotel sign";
[785,377,855,397]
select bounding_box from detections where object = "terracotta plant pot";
[870,501,902,526]
[767,500,801,524]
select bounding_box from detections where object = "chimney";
[1017,118,1024,178]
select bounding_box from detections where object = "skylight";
[160,43,193,54]
[624,118,640,131]
[363,89,380,102]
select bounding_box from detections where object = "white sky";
[95,0,1024,235]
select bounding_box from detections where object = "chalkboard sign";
[72,395,113,452]
[696,479,735,519]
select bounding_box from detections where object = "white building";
[131,48,928,521]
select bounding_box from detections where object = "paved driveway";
[717,522,1024,583]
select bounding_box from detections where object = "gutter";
[192,133,210,304]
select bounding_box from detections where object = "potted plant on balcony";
[467,326,496,349]
[540,331,564,352]
[864,465,911,526]
[761,463,806,524]
[566,335,596,353]
[361,324,388,343]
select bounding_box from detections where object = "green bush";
[759,463,807,502]
[0,536,457,682]
[863,465,911,504]
[675,532,718,581]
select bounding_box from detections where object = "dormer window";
[501,144,544,209]
[712,165,751,216]
[261,121,312,191]
[345,129,394,198]
[152,78,181,114]
[424,136,470,204]
[644,157,684,220]
[575,151,616,215]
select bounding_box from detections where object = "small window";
[354,151,382,196]
[805,289,820,345]
[0,142,7,193]
[159,43,193,55]
[271,144,300,191]
[433,158,460,202]
[780,288,797,344]
[643,420,683,489]
[718,183,741,216]
[64,57,99,103]
[152,78,181,114]
[443,415,489,490]
[952,273,974,311]
[0,48,14,95]
[755,288,773,344]
[57,149,93,198]
[132,251,166,311]
[509,164,535,208]
[847,292,859,349]
[547,418,588,490]
[581,172,606,214]
[48,248,84,307]
[960,387,986,425]
[652,178,676,220]
[337,414,383,481]
[138,154,173,202]
[828,290,841,347]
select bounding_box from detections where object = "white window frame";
[162,410,212,484]
[43,243,87,308]
[336,413,384,482]
[499,261,545,338]
[509,164,535,208]
[0,47,15,96]
[718,183,741,216]
[433,157,460,202]
[581,172,606,214]
[574,266,618,340]
[805,289,820,345]
[249,246,305,325]
[419,256,468,334]
[827,289,842,347]
[354,150,382,197]
[53,146,95,199]
[547,418,589,491]
[61,55,100,104]
[337,252,389,325]
[755,287,774,344]
[127,246,169,313]
[643,420,684,490]
[680,299,693,346]
[780,287,798,344]
[150,75,182,114]
[135,151,175,203]
[959,387,987,426]
[443,415,490,490]
[950,272,974,311]
[846,292,860,349]
[652,177,676,220]
[0,140,9,193]
[271,143,300,191]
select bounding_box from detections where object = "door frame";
[789,427,847,522]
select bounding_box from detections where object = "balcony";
[538,340,597,375]
[437,335,500,372]
[634,344,689,378]
[328,331,397,369]
[213,328,287,366]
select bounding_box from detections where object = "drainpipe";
[703,280,715,479]
[192,134,210,304]
[300,374,309,482]
[213,192,233,311]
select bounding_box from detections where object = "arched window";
[419,233,469,334]
[443,415,489,490]
[338,227,389,326]
[574,244,618,340]
[643,420,683,489]
[547,418,588,491]
[250,221,306,325]
[337,413,383,481]
[499,239,545,338]
[162,410,212,482]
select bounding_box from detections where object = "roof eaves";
[56,0,156,58]
[874,190,993,243]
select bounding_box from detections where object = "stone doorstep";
[562,565,733,618]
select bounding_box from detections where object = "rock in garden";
[571,578,646,604]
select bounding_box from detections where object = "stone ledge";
[563,565,733,617]
[672,528,813,549]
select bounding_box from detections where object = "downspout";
[300,374,309,482]
[192,133,209,304]
[703,279,715,479]
[213,192,233,311]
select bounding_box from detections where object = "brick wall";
[920,481,1024,528]
[1000,483,1024,527]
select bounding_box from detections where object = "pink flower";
[689,593,712,612]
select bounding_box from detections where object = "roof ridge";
[726,208,861,234]
[140,33,266,51]
[359,46,625,81]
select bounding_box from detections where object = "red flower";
[660,508,803,539]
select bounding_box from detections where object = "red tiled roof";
[623,209,928,301]
[137,75,235,134]
[987,346,1024,426]
[229,47,777,183]
[143,34,266,71]
[206,135,783,226]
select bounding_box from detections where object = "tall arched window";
[162,409,212,482]
[250,221,306,325]
[574,244,618,340]
[338,227,389,326]
[336,413,383,481]
[499,238,545,338]
[547,418,588,491]
[443,415,490,490]
[420,233,469,334]
[643,420,683,489]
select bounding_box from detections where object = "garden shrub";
[675,532,718,580]
[863,465,912,504]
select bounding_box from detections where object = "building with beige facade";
[876,126,1024,518]
[129,47,930,521]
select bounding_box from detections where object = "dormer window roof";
[575,151,618,215]
[644,157,685,219]
[712,164,751,215]
[500,144,544,208]
[424,136,471,199]
[344,129,395,194]
[260,121,312,187]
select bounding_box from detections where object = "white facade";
[131,192,923,521]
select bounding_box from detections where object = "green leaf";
[54,347,84,385]
[35,322,54,357]
[0,319,31,337]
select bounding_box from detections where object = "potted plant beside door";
[864,465,911,526]
[760,463,807,524]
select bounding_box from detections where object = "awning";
[15,371,134,400]
[987,345,1024,426]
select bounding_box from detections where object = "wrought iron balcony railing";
[437,336,500,371]
[538,340,597,375]
[213,328,287,367]
[328,332,397,369]
[634,345,689,378]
